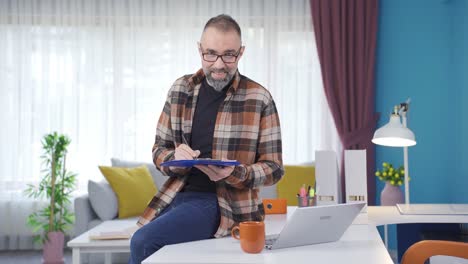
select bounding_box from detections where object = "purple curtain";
[311,0,379,205]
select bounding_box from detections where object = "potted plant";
[25,132,77,264]
[375,162,407,205]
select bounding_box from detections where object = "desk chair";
[401,240,468,264]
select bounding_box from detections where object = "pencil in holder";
[308,196,316,206]
[297,196,316,207]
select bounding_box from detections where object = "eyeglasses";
[199,44,242,64]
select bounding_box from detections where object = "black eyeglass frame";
[199,43,243,64]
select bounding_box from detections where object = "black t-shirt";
[182,79,227,193]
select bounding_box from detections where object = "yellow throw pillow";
[98,165,157,219]
[277,165,315,206]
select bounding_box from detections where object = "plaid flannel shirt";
[137,69,284,237]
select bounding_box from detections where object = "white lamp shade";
[372,114,416,147]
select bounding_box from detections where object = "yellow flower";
[375,162,405,186]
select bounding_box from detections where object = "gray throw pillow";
[110,158,166,189]
[88,180,118,221]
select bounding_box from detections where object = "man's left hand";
[194,164,235,182]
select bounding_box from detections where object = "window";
[0,0,339,196]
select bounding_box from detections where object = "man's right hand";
[169,144,200,174]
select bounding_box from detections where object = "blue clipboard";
[160,159,240,167]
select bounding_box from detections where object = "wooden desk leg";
[384,224,388,249]
[104,252,112,264]
[72,248,80,264]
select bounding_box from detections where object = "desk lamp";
[372,99,416,204]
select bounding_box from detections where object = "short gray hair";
[203,14,241,39]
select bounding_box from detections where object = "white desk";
[68,205,468,264]
[366,206,468,247]
[143,225,392,264]
[143,208,393,264]
[367,206,468,226]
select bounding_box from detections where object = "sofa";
[74,158,314,263]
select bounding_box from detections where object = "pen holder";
[297,196,316,207]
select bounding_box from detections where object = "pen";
[299,184,306,197]
[181,133,189,145]
[173,133,189,147]
[299,184,307,207]
[309,187,315,198]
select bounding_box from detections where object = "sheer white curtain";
[0,0,340,249]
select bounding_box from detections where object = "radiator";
[0,198,73,250]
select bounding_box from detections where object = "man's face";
[199,27,244,91]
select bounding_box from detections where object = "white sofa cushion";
[88,180,118,221]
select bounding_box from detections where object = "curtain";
[310,0,379,204]
[0,0,339,249]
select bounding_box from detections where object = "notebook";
[89,225,139,240]
[89,231,132,240]
[397,203,468,215]
[265,202,365,250]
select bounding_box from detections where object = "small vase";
[42,231,65,264]
[380,182,404,206]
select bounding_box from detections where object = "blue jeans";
[128,192,220,264]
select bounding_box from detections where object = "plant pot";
[42,231,65,264]
[380,182,404,206]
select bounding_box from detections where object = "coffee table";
[67,218,137,264]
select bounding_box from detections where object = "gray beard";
[205,71,235,91]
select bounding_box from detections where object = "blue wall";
[376,0,468,205]
[375,0,468,250]
[450,0,468,203]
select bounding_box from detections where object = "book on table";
[89,225,139,240]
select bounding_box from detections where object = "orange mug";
[231,221,265,254]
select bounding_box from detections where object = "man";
[129,14,283,264]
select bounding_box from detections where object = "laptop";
[265,202,365,250]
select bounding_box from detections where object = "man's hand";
[194,164,235,182]
[169,144,200,174]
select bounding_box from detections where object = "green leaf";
[24,132,77,237]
